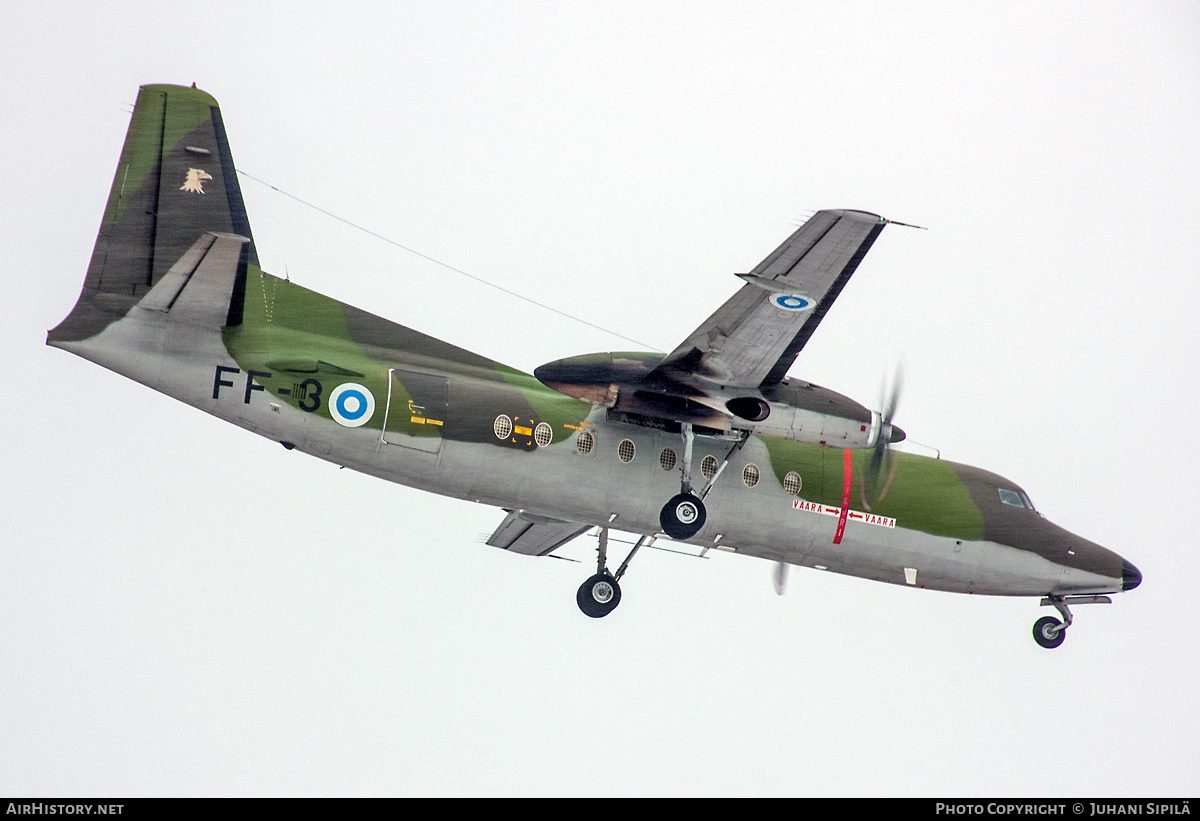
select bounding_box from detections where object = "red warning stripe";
[834,448,852,544]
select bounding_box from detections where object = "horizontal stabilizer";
[136,232,250,327]
[486,510,591,556]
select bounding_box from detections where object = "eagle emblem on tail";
[180,168,213,194]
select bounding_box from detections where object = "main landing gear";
[1031,594,1111,649]
[659,422,704,540]
[576,528,652,618]
[657,423,745,540]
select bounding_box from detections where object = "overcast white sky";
[2,1,1198,796]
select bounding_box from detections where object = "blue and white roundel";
[769,293,815,312]
[329,383,376,428]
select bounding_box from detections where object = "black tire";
[1032,616,1066,649]
[577,574,621,618]
[660,493,706,540]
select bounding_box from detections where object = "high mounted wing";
[534,208,893,444]
[644,209,887,392]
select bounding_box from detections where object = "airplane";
[47,83,1141,649]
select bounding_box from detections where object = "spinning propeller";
[773,367,906,594]
[865,366,905,507]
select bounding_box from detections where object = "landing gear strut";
[576,527,651,618]
[1033,595,1073,649]
[657,424,746,540]
[660,422,705,539]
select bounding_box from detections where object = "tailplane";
[49,84,258,343]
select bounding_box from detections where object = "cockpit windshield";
[998,488,1036,511]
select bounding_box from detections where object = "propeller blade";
[773,561,789,596]
[883,365,903,424]
[867,364,905,501]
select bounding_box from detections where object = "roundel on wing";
[329,383,376,427]
[768,293,815,312]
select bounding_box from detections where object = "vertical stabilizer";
[49,84,258,343]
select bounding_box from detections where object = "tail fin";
[49,83,258,343]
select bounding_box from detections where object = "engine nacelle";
[749,404,878,448]
[534,351,903,448]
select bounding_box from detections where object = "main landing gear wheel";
[577,573,622,618]
[1032,616,1067,649]
[660,493,706,540]
[576,529,649,619]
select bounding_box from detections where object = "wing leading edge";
[645,210,887,392]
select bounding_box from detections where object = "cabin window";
[533,422,553,448]
[742,463,761,488]
[493,415,513,440]
[700,454,719,480]
[659,448,677,471]
[576,430,595,455]
[783,471,803,496]
[998,488,1026,508]
[617,438,636,463]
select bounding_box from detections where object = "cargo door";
[382,368,449,453]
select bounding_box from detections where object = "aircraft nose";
[1122,559,1143,591]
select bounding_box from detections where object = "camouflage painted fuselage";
[49,84,1139,601]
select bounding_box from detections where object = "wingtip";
[829,210,928,230]
[830,209,887,222]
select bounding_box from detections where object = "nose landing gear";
[1031,594,1111,649]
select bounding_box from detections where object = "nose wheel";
[1032,616,1067,649]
